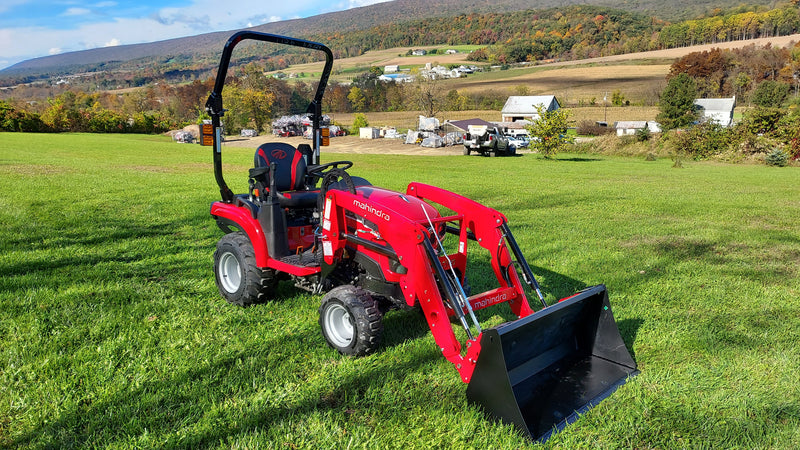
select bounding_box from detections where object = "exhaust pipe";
[466,285,637,442]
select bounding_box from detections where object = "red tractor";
[205,32,637,442]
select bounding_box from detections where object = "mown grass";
[2,133,799,448]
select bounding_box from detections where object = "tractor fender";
[210,201,269,267]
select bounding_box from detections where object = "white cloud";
[0,0,29,15]
[0,17,198,69]
[63,7,91,17]
[348,0,391,8]
[0,0,397,70]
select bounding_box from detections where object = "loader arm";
[319,184,540,382]
[406,182,537,318]
[319,188,476,379]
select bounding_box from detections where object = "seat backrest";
[254,143,307,191]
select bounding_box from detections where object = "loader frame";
[319,181,543,382]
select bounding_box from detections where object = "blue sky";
[0,0,391,70]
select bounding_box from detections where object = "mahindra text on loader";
[204,31,638,442]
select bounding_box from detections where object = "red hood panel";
[354,185,440,223]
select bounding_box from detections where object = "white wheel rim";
[324,303,354,348]
[218,252,242,293]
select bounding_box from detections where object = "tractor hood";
[354,186,440,223]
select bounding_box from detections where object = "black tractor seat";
[252,142,319,209]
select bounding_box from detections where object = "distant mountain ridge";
[0,0,781,80]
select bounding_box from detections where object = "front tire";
[213,232,276,306]
[319,285,383,356]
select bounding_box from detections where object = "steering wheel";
[317,167,357,213]
[307,160,353,177]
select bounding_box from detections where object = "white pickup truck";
[462,125,514,156]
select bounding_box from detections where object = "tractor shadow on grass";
[10,320,444,449]
[553,156,604,162]
[10,256,643,449]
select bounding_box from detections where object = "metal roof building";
[694,96,736,127]
[501,95,560,122]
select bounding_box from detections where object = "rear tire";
[319,285,383,356]
[213,232,276,306]
[463,146,471,156]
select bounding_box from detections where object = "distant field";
[280,33,800,107]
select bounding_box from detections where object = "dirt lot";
[222,134,477,156]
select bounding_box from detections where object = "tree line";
[311,4,800,65]
[0,63,508,134]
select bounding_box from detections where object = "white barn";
[694,96,736,127]
[615,121,662,136]
[501,95,560,122]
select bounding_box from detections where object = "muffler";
[466,285,637,442]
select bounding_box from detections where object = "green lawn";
[2,133,799,448]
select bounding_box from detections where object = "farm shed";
[379,73,413,83]
[501,95,560,122]
[615,121,661,136]
[442,118,494,134]
[694,96,736,127]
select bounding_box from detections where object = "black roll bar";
[205,31,334,202]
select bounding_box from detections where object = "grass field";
[2,133,799,448]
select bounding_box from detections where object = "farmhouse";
[615,121,662,136]
[694,96,736,127]
[501,95,560,122]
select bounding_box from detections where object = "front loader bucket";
[466,285,637,442]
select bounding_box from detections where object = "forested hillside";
[0,0,790,86]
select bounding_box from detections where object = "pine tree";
[657,73,698,130]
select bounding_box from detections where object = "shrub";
[350,113,369,135]
[739,107,785,135]
[751,80,791,108]
[86,108,128,133]
[0,101,48,132]
[635,126,651,142]
[774,114,800,160]
[673,122,731,159]
[129,112,178,134]
[576,120,613,136]
[765,148,790,167]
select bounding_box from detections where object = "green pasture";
[1,133,799,448]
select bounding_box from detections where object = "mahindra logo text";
[353,199,390,221]
[473,292,507,308]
